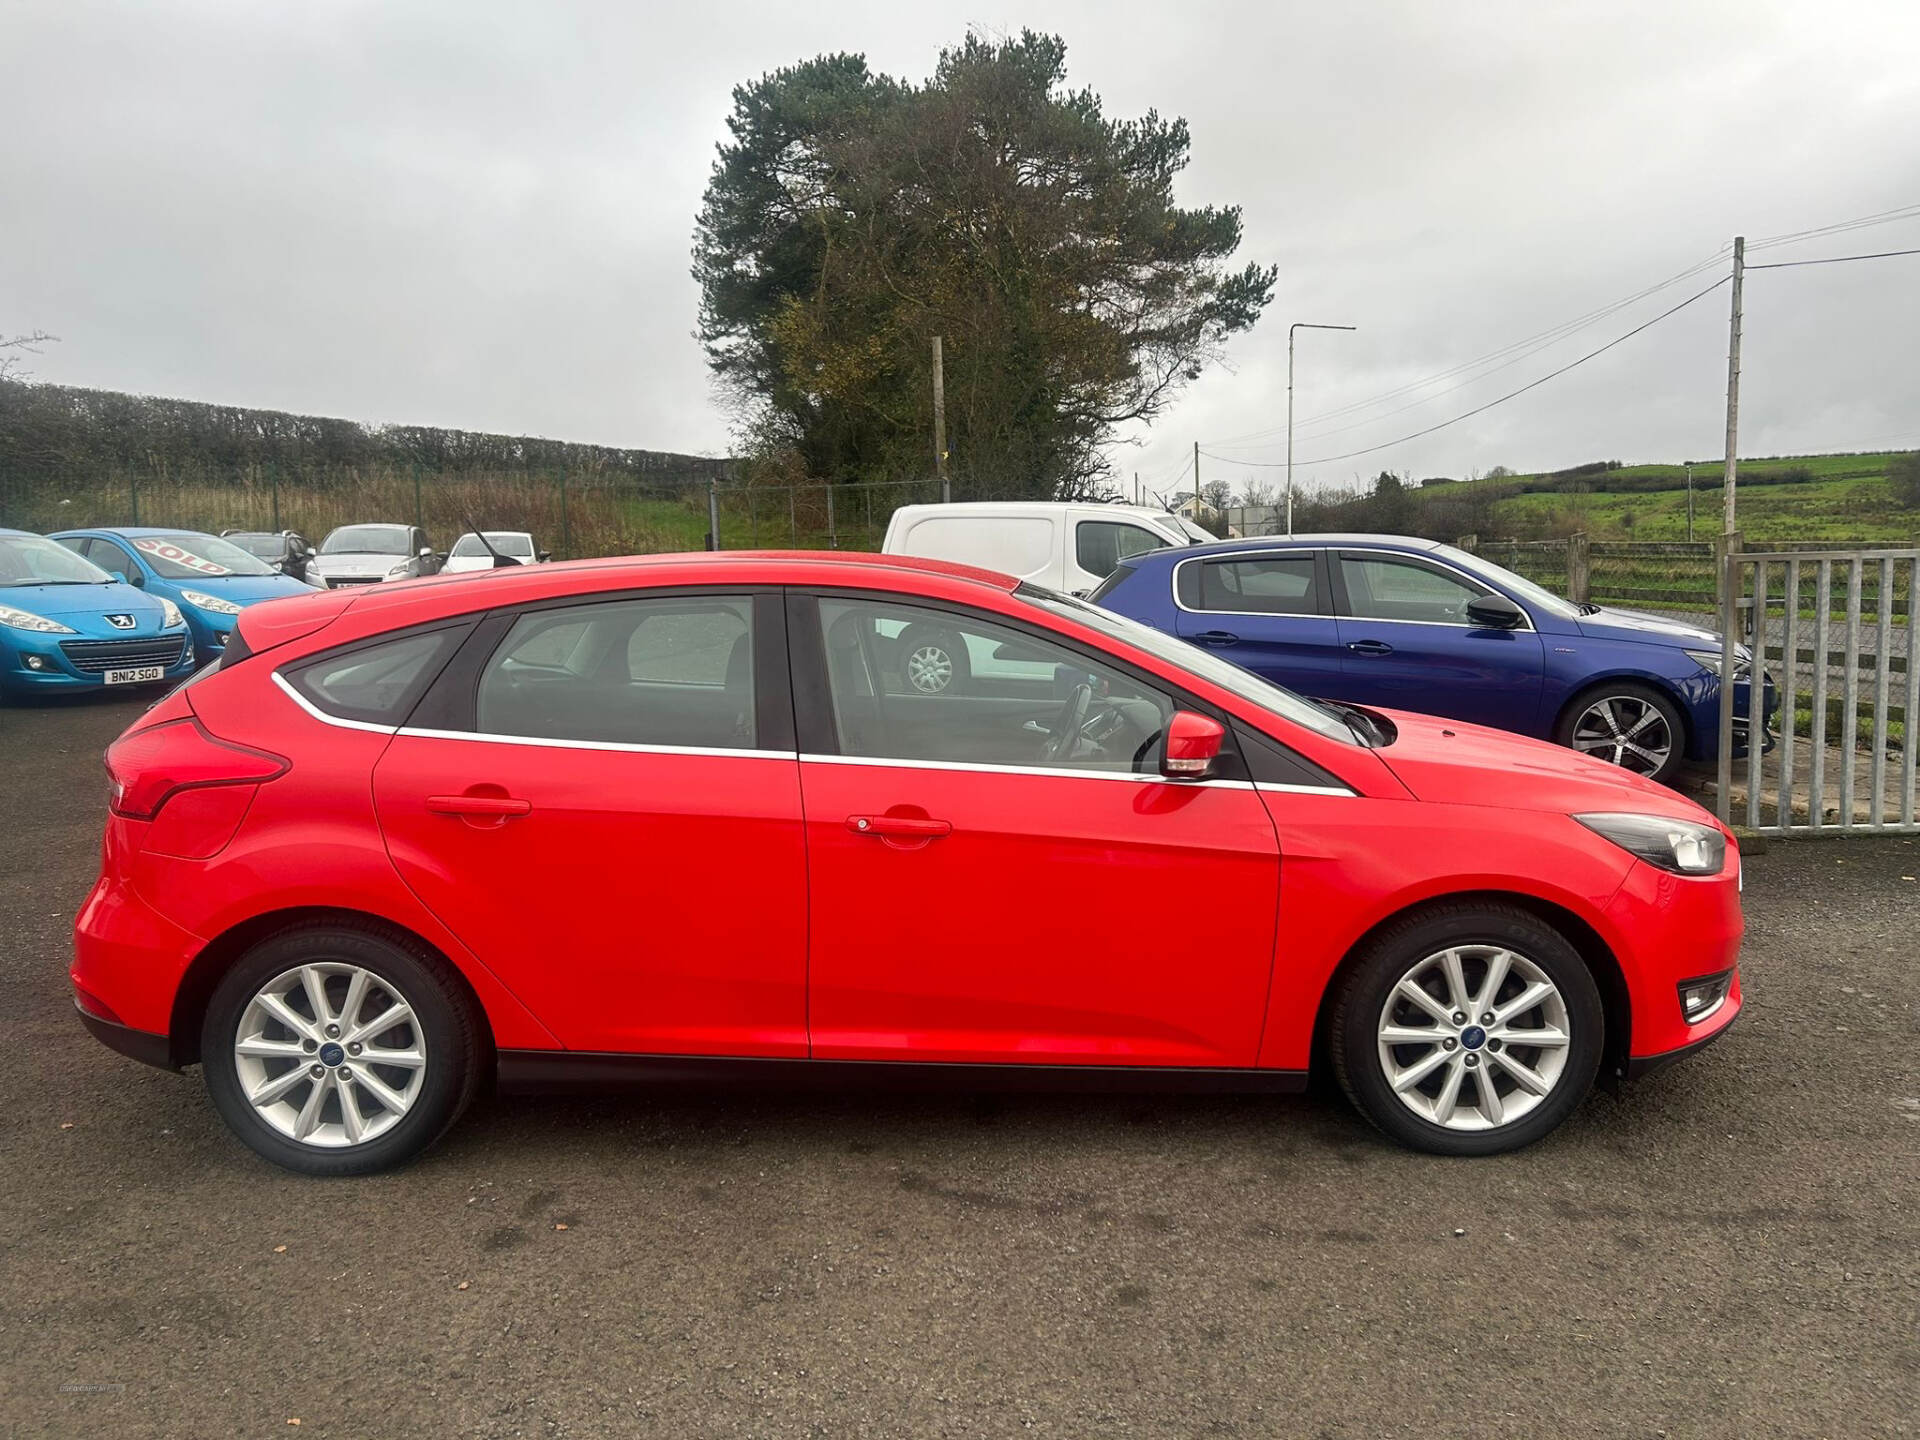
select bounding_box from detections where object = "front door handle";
[1346,640,1395,656]
[847,814,952,839]
[427,794,533,818]
[1193,630,1240,647]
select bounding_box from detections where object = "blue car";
[51,527,315,666]
[1089,533,1773,785]
[0,528,195,700]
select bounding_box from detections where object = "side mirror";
[1161,710,1225,779]
[418,546,433,558]
[109,570,131,585]
[271,558,288,572]
[1465,593,1526,629]
[537,551,551,563]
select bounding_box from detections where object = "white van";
[882,501,1209,597]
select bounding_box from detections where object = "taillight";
[104,718,289,820]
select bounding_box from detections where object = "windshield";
[1433,544,1583,620]
[1019,583,1357,744]
[226,534,282,560]
[323,525,412,556]
[1173,518,1216,544]
[131,533,277,580]
[0,534,113,587]
[452,532,533,557]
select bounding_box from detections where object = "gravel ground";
[1,693,1917,1439]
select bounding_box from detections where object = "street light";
[1287,322,1357,536]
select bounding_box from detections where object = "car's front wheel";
[1329,904,1603,1156]
[1555,682,1686,785]
[201,925,482,1176]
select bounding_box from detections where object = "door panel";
[1172,550,1346,700]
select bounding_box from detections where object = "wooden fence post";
[1567,532,1590,604]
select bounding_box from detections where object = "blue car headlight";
[1684,647,1751,683]
[179,588,243,617]
[0,603,77,635]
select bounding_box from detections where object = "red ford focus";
[73,552,1743,1174]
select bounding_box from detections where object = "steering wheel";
[1043,683,1094,763]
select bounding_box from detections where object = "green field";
[1468,451,1917,545]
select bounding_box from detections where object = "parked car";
[223,529,320,584]
[1091,534,1775,786]
[443,531,548,574]
[0,528,194,699]
[74,552,1743,1174]
[308,524,441,587]
[52,527,315,666]
[884,501,1211,597]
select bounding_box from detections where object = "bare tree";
[0,330,57,384]
[1200,477,1235,513]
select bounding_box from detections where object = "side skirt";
[497,1051,1310,1097]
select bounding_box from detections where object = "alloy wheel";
[905,644,955,694]
[1375,944,1571,1132]
[233,963,428,1148]
[1570,694,1673,775]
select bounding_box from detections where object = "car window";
[1340,555,1487,624]
[1074,521,1167,580]
[130,533,277,579]
[287,628,465,726]
[1180,554,1320,615]
[476,596,755,748]
[815,596,1172,774]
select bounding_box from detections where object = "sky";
[3,0,1918,502]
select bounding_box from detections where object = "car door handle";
[1346,640,1395,656]
[1193,630,1240,646]
[847,814,952,839]
[427,794,533,818]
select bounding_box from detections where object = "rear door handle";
[847,815,952,839]
[1346,640,1395,656]
[1193,630,1240,647]
[427,794,533,818]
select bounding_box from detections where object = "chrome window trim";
[271,671,403,735]
[1171,551,1326,619]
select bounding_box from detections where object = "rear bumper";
[72,863,203,1038]
[75,1003,178,1071]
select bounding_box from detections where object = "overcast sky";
[4,0,1917,498]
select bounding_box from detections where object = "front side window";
[288,628,465,726]
[1074,521,1167,580]
[815,596,1172,773]
[1340,555,1487,625]
[129,533,277,580]
[476,595,755,748]
[1179,554,1320,615]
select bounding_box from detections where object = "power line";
[1746,246,1920,271]
[1748,202,1920,253]
[1200,275,1730,470]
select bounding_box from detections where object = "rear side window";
[1074,521,1167,580]
[475,595,756,748]
[286,627,466,726]
[1179,555,1321,614]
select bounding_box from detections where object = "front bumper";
[1603,852,1745,1066]
[2,629,195,694]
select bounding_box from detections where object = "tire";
[897,624,970,696]
[1553,681,1687,785]
[201,924,483,1176]
[1329,903,1603,1156]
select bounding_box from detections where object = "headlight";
[386,563,413,578]
[179,588,243,617]
[0,603,77,634]
[1575,812,1728,875]
[1684,647,1751,683]
[157,598,186,629]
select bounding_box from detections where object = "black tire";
[1329,903,1604,1156]
[897,624,970,695]
[1553,680,1687,786]
[201,924,483,1176]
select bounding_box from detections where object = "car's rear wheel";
[201,925,482,1176]
[1554,682,1686,785]
[1329,904,1603,1156]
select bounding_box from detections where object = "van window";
[898,516,1054,578]
[1074,520,1167,579]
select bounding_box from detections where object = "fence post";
[559,465,571,560]
[1714,531,1743,824]
[412,463,423,529]
[707,479,720,551]
[826,484,837,549]
[129,468,140,526]
[788,484,798,546]
[269,460,281,531]
[1567,532,1590,604]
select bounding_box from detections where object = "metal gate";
[1717,545,1918,833]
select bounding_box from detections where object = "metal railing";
[1717,544,1918,833]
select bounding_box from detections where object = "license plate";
[103,666,165,685]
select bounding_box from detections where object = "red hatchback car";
[73,552,1743,1174]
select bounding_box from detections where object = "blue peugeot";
[51,527,315,666]
[1090,533,1773,785]
[0,528,195,700]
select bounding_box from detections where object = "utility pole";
[1193,441,1202,526]
[931,335,949,504]
[1287,322,1358,536]
[1721,237,1744,536]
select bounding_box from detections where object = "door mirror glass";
[418,546,433,558]
[1464,593,1526,629]
[1162,710,1225,779]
